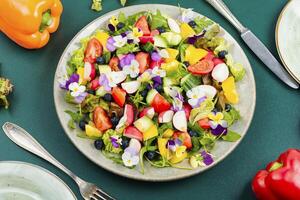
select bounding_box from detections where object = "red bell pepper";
[252,149,300,200]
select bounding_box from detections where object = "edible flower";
[186,87,206,108]
[106,37,116,52]
[126,28,143,43]
[172,93,184,112]
[120,53,135,68]
[167,139,183,152]
[64,73,79,90]
[189,151,214,168]
[113,35,127,48]
[109,16,119,27]
[158,49,169,58]
[151,66,166,78]
[122,147,139,167]
[179,8,194,23]
[123,59,140,78]
[137,69,152,82]
[57,66,69,89]
[208,112,228,136]
[151,51,161,61]
[110,135,122,148]
[68,82,86,97]
[99,74,111,91]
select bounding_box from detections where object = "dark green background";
[0,0,299,199]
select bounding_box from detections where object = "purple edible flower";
[152,76,162,84]
[191,96,207,108]
[127,39,134,44]
[120,54,135,68]
[65,73,79,90]
[121,32,127,37]
[211,124,227,136]
[201,151,214,166]
[74,92,88,104]
[167,140,176,152]
[151,51,161,61]
[106,37,116,52]
[187,31,206,44]
[108,24,115,32]
[110,136,120,148]
[99,74,111,91]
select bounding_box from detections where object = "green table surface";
[0,0,299,199]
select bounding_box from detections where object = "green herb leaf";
[188,122,204,136]
[120,0,126,6]
[158,122,173,136]
[189,98,215,125]
[118,12,127,22]
[190,137,201,153]
[141,42,154,52]
[200,133,216,151]
[222,130,241,142]
[222,106,240,127]
[65,110,82,122]
[193,16,214,34]
[150,10,168,30]
[116,44,140,55]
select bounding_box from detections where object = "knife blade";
[241,30,299,89]
[206,0,299,89]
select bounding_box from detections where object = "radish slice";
[84,62,92,80]
[167,18,180,33]
[158,110,174,123]
[139,107,155,119]
[121,81,141,94]
[212,63,229,82]
[197,85,217,99]
[110,71,127,84]
[173,110,187,132]
[129,139,141,154]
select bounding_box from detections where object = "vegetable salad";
[59,8,246,172]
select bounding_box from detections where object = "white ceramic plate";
[0,161,76,200]
[276,0,300,83]
[54,4,256,181]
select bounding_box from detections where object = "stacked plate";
[276,0,300,83]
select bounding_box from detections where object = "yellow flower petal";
[109,16,119,27]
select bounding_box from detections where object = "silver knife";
[205,0,299,89]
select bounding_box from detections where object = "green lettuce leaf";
[150,10,168,30]
[116,43,140,55]
[223,106,240,126]
[222,130,241,142]
[189,98,215,125]
[102,129,123,154]
[194,16,214,34]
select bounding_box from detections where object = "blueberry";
[155,84,163,93]
[145,151,157,160]
[140,90,148,98]
[87,89,96,95]
[121,137,130,149]
[111,116,120,128]
[225,104,232,112]
[188,20,197,28]
[79,119,87,131]
[157,27,166,33]
[183,61,190,67]
[103,93,113,102]
[116,22,125,30]
[94,139,104,150]
[218,50,228,59]
[96,56,106,65]
[189,130,199,137]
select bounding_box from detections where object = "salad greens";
[59,8,246,173]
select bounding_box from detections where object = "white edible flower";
[123,60,140,78]
[122,149,139,167]
[180,8,194,23]
[152,67,166,77]
[137,70,152,82]
[126,28,143,44]
[186,87,206,107]
[113,35,127,48]
[57,66,68,86]
[69,82,86,97]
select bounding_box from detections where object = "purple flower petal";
[167,140,176,151]
[127,39,134,44]
[108,24,115,32]
[110,137,120,148]
[99,74,111,91]
[120,54,135,68]
[174,138,183,146]
[65,74,79,90]
[152,76,162,84]
[74,92,88,104]
[121,32,127,37]
[211,124,227,136]
[192,96,207,108]
[175,93,184,102]
[187,32,206,44]
[201,151,214,166]
[151,52,161,61]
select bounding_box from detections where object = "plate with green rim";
[53,4,256,181]
[0,161,76,200]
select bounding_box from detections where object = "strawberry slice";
[150,60,163,69]
[198,118,210,129]
[183,103,192,120]
[136,52,150,73]
[109,56,120,71]
[93,107,112,132]
[212,57,224,66]
[139,36,154,44]
[151,93,171,113]
[135,16,151,35]
[91,78,100,90]
[150,29,160,36]
[112,87,126,107]
[84,38,103,63]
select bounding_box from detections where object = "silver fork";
[2,122,116,200]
